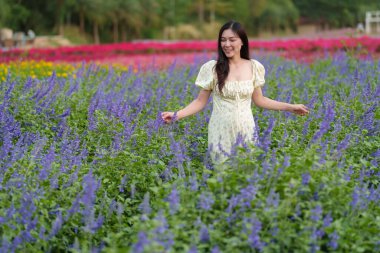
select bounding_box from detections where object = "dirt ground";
[25,35,72,49]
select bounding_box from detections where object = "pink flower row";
[1,36,379,63]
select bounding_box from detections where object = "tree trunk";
[56,0,65,36]
[93,21,100,44]
[79,9,85,35]
[210,0,215,23]
[198,0,204,24]
[113,18,119,43]
[121,23,127,42]
[59,24,64,36]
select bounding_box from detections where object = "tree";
[258,0,299,33]
[110,0,144,42]
[70,0,93,35]
[189,0,231,25]
[0,0,11,28]
[226,0,267,35]
[82,0,109,44]
[293,0,380,29]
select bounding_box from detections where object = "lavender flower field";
[0,53,379,252]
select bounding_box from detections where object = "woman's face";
[220,28,243,59]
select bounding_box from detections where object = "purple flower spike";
[198,192,215,211]
[167,186,180,215]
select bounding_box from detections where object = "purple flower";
[154,224,174,251]
[248,215,264,251]
[39,145,56,180]
[225,195,240,214]
[188,245,198,253]
[265,189,279,210]
[49,211,63,238]
[81,171,99,206]
[301,173,311,185]
[118,175,128,193]
[198,192,215,211]
[11,235,22,252]
[154,210,168,234]
[259,116,276,152]
[22,77,33,92]
[88,97,99,131]
[350,187,359,208]
[211,246,221,253]
[310,205,323,222]
[189,173,198,191]
[139,192,152,216]
[361,104,377,135]
[58,108,71,118]
[199,224,210,243]
[336,134,351,152]
[116,202,124,219]
[133,232,149,253]
[328,230,339,250]
[240,185,258,207]
[131,184,136,199]
[39,226,46,240]
[344,166,354,181]
[79,171,100,220]
[84,211,104,234]
[323,212,333,227]
[167,186,180,215]
[311,102,335,143]
[283,155,290,168]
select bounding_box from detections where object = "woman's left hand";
[289,104,309,116]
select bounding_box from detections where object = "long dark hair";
[215,21,250,92]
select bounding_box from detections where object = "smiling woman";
[161,20,309,165]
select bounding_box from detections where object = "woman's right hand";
[161,111,177,124]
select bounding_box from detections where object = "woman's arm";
[252,87,309,115]
[161,89,212,123]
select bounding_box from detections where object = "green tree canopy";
[1,0,380,43]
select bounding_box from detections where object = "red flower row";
[1,36,379,63]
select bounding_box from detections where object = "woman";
[161,20,309,164]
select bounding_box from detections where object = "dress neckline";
[224,59,255,83]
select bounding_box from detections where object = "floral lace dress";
[195,59,265,164]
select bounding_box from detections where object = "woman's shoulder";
[250,59,265,69]
[201,59,217,67]
[199,60,217,72]
[250,58,263,65]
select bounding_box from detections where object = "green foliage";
[293,0,380,27]
[2,0,380,42]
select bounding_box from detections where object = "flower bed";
[1,37,379,63]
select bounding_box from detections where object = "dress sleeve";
[195,60,216,90]
[253,60,265,88]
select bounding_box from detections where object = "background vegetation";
[0,0,379,43]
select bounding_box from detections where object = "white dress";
[195,59,266,164]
